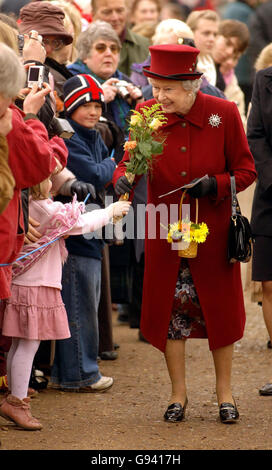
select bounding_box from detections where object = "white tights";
[6,338,40,400]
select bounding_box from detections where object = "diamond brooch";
[208,113,222,128]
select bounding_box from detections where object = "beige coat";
[0,134,15,215]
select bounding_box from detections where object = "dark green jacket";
[118,28,150,77]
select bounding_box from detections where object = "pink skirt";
[2,284,71,340]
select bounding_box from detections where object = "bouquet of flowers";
[119,103,167,200]
[113,103,167,224]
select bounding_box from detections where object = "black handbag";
[228,175,253,263]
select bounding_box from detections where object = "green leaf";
[138,141,152,157]
[151,140,163,155]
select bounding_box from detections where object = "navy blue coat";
[64,118,116,259]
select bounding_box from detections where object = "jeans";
[51,254,102,388]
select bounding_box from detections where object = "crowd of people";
[0,0,272,432]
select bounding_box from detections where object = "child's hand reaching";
[107,201,131,219]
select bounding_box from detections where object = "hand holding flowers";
[123,103,167,177]
[114,103,167,221]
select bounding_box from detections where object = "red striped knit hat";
[63,74,105,115]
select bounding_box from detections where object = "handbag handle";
[179,190,199,224]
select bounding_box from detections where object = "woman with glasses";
[68,20,143,158]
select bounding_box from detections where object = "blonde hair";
[51,0,83,62]
[255,43,272,71]
[30,179,51,200]
[186,10,220,32]
[0,20,19,54]
[152,18,194,45]
[131,21,157,40]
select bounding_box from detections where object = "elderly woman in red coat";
[113,44,256,424]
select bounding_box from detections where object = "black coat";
[247,1,272,74]
[247,66,272,236]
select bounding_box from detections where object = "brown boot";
[0,394,42,430]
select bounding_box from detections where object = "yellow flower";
[191,224,209,243]
[169,222,180,235]
[199,222,209,235]
[149,118,163,131]
[124,140,137,151]
[130,114,142,126]
[192,231,207,243]
[168,219,209,245]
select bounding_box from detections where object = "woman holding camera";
[68,20,143,160]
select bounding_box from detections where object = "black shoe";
[164,398,188,422]
[267,340,272,349]
[259,383,272,396]
[99,351,118,360]
[219,402,239,424]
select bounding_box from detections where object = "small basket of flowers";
[167,191,209,258]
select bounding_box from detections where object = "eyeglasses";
[94,43,120,55]
[43,37,66,51]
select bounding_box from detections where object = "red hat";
[143,44,202,80]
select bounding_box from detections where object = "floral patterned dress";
[168,259,207,340]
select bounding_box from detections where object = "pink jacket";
[12,197,110,289]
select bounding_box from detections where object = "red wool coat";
[0,105,67,299]
[113,92,256,352]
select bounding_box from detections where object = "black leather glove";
[187,176,217,198]
[115,175,133,196]
[70,180,96,202]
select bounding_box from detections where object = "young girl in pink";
[0,177,130,430]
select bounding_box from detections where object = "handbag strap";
[230,175,238,217]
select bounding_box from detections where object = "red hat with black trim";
[63,74,105,115]
[143,44,202,80]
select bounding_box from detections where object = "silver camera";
[27,65,45,89]
[114,80,130,100]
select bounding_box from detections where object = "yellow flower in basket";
[167,219,209,258]
[167,220,209,244]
